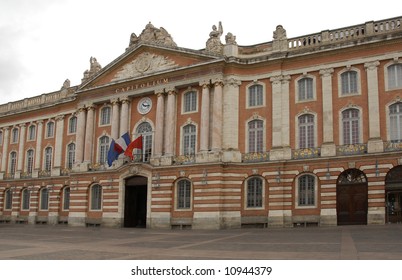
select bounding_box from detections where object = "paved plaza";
[0,223,402,260]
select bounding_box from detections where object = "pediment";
[79,45,221,90]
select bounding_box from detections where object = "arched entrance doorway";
[385,165,402,223]
[336,168,368,225]
[124,176,148,228]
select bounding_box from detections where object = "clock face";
[137,97,152,114]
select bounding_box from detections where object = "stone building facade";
[1,18,402,229]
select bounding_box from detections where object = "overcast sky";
[0,0,400,104]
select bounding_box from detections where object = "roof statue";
[127,22,177,50]
[81,57,102,84]
[225,32,237,45]
[206,21,224,54]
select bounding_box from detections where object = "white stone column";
[1,127,10,173]
[281,75,291,149]
[271,75,282,148]
[164,89,176,157]
[34,121,44,175]
[111,99,120,140]
[199,82,210,152]
[17,124,26,174]
[320,68,336,156]
[119,97,130,136]
[75,107,86,165]
[211,80,223,151]
[84,105,95,163]
[365,61,383,153]
[52,115,64,175]
[222,76,242,162]
[154,91,165,157]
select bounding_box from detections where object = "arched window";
[67,143,75,169]
[298,114,315,148]
[11,127,19,143]
[248,120,263,153]
[63,187,70,211]
[99,136,109,164]
[341,70,358,95]
[246,177,263,208]
[28,124,36,140]
[388,64,402,89]
[248,84,263,107]
[21,188,30,210]
[183,124,196,156]
[4,189,12,210]
[90,184,102,210]
[298,175,315,206]
[390,102,402,142]
[46,121,55,138]
[342,108,360,144]
[183,91,197,112]
[26,149,34,175]
[298,77,314,101]
[100,106,111,125]
[9,151,17,175]
[136,122,153,162]
[44,147,52,172]
[40,188,49,210]
[177,179,192,209]
[68,116,77,134]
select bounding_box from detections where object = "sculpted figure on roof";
[127,22,177,50]
[206,21,224,54]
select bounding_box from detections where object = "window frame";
[100,106,112,126]
[339,69,360,96]
[21,188,30,211]
[44,147,52,172]
[342,108,360,145]
[295,174,318,209]
[176,179,192,210]
[245,176,264,209]
[296,76,315,102]
[98,136,109,165]
[90,184,102,211]
[46,121,55,138]
[68,116,77,134]
[386,63,402,91]
[62,187,70,211]
[182,90,198,113]
[182,124,197,156]
[9,151,17,175]
[11,127,19,143]
[246,83,265,108]
[4,189,12,210]
[297,113,316,149]
[247,119,264,153]
[39,187,49,211]
[389,102,402,142]
[135,122,153,162]
[66,143,75,169]
[26,149,34,175]
[27,124,36,141]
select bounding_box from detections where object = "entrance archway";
[336,168,368,225]
[385,165,402,223]
[124,176,148,228]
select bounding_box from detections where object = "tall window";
[390,102,402,142]
[136,122,153,162]
[248,84,263,107]
[100,107,111,125]
[44,147,52,172]
[21,189,30,210]
[341,71,358,95]
[184,91,197,112]
[90,184,102,210]
[9,151,17,175]
[4,189,12,210]
[177,179,191,209]
[11,128,19,143]
[183,124,196,156]
[28,125,36,141]
[68,116,77,134]
[46,121,54,138]
[342,109,360,144]
[0,130,3,145]
[63,187,70,210]
[67,143,75,169]
[40,188,49,210]
[99,136,109,164]
[248,120,263,153]
[298,114,314,148]
[298,175,315,206]
[247,177,263,208]
[26,149,34,175]
[298,77,313,101]
[388,64,402,90]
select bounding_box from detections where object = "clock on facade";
[137,97,152,114]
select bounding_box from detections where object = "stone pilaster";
[84,105,95,163]
[365,61,383,153]
[320,68,336,156]
[163,89,176,161]
[33,121,43,177]
[119,97,130,136]
[153,90,165,159]
[52,115,65,176]
[16,124,26,177]
[211,80,223,151]
[111,99,120,140]
[74,107,86,165]
[0,127,10,175]
[199,81,210,153]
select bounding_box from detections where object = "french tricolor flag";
[114,132,131,154]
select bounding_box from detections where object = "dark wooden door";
[124,185,147,228]
[337,183,368,225]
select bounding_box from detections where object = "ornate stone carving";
[112,52,178,81]
[127,22,177,50]
[225,32,237,45]
[206,22,223,54]
[273,25,287,40]
[81,57,102,84]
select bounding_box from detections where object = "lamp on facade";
[153,172,160,188]
[202,169,208,185]
[276,168,281,183]
[375,160,380,177]
[326,163,331,180]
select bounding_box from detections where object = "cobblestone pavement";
[0,223,402,260]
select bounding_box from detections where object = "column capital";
[224,76,241,87]
[319,68,334,77]
[55,114,65,122]
[110,98,120,105]
[86,104,96,111]
[167,88,177,95]
[364,61,380,71]
[18,123,26,128]
[270,75,283,84]
[1,126,10,132]
[120,96,131,104]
